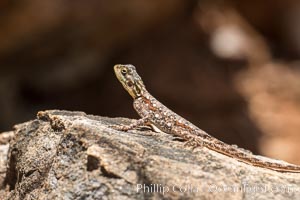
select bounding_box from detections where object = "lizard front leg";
[110,117,150,131]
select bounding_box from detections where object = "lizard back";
[133,94,300,173]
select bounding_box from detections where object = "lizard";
[112,64,300,173]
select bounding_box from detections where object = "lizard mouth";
[113,64,125,82]
[113,64,131,94]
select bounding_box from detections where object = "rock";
[0,110,300,199]
[0,131,13,190]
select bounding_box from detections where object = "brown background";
[0,0,300,164]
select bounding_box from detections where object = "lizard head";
[114,64,146,99]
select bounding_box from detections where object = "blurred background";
[0,0,300,164]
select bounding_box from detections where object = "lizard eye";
[121,68,127,75]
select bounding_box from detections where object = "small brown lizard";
[113,64,300,173]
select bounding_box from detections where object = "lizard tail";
[203,138,300,173]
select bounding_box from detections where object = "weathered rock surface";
[0,110,300,200]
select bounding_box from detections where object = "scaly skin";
[113,64,300,173]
